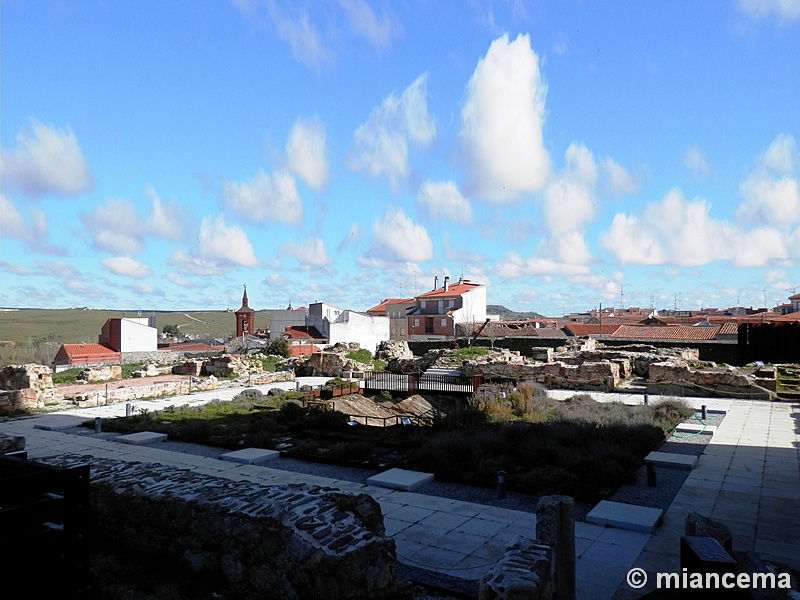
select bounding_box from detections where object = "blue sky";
[2,0,800,316]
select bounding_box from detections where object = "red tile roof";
[366,298,414,315]
[61,343,119,357]
[611,325,722,341]
[416,281,482,299]
[283,326,326,340]
[563,323,623,336]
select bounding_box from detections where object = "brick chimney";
[444,276,449,292]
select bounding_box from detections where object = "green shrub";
[52,368,81,384]
[267,337,291,358]
[456,346,489,357]
[346,348,373,363]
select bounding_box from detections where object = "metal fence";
[363,372,484,395]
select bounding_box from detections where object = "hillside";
[0,308,257,367]
[486,304,545,321]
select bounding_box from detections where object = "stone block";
[115,431,168,445]
[367,468,434,491]
[220,448,280,465]
[586,501,663,533]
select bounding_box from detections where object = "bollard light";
[646,461,656,487]
[701,404,707,420]
[94,417,102,434]
[497,470,507,499]
[126,402,132,417]
[643,394,649,405]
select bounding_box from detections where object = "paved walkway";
[1,382,798,598]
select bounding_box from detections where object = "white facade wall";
[328,311,389,356]
[451,286,487,326]
[119,318,158,352]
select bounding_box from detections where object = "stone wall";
[120,349,222,365]
[43,454,397,600]
[647,361,774,399]
[0,364,63,413]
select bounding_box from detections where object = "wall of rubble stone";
[44,454,397,600]
[120,349,221,365]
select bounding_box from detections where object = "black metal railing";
[363,372,484,394]
[0,455,90,597]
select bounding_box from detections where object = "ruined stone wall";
[121,349,222,365]
[0,364,63,413]
[647,361,773,399]
[43,455,397,600]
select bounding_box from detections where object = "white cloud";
[129,282,160,295]
[459,34,550,202]
[197,216,260,267]
[0,261,35,276]
[165,272,195,288]
[684,145,711,179]
[286,117,329,191]
[737,0,800,22]
[38,260,80,279]
[494,252,590,278]
[338,0,399,49]
[417,181,473,224]
[222,169,304,224]
[101,257,152,279]
[540,142,598,265]
[602,157,638,195]
[1,119,94,198]
[368,208,433,262]
[348,74,435,188]
[279,236,332,266]
[0,194,64,253]
[82,198,144,255]
[738,134,800,226]
[169,216,260,275]
[144,186,184,240]
[601,189,735,267]
[266,2,331,70]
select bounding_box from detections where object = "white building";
[99,317,158,352]
[306,302,389,356]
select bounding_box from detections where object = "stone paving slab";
[675,423,717,434]
[115,431,168,445]
[586,501,663,533]
[32,415,87,430]
[220,448,280,465]
[367,468,434,491]
[645,450,697,469]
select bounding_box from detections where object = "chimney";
[434,276,438,290]
[444,276,449,292]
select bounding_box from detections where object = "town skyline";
[2,1,799,317]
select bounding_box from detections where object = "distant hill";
[487,305,546,321]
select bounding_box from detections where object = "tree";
[162,324,180,336]
[267,337,290,358]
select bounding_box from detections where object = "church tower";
[235,285,255,337]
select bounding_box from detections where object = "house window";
[420,300,426,309]
[414,319,419,327]
[441,318,447,327]
[448,299,454,308]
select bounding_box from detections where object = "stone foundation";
[479,536,553,600]
[647,361,773,399]
[0,364,63,413]
[43,454,397,600]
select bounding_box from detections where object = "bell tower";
[235,284,255,337]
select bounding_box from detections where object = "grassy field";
[0,308,269,366]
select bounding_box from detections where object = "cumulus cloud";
[684,145,711,179]
[348,74,435,188]
[494,252,590,278]
[600,187,792,268]
[459,34,550,202]
[738,134,800,226]
[266,2,331,70]
[417,181,473,224]
[286,117,329,191]
[38,260,80,279]
[368,208,433,262]
[169,216,260,276]
[602,158,638,196]
[279,236,332,266]
[339,0,400,49]
[82,187,188,255]
[222,169,304,224]
[737,0,800,22]
[1,120,95,198]
[0,194,63,254]
[538,143,598,265]
[101,257,152,279]
[81,198,145,255]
